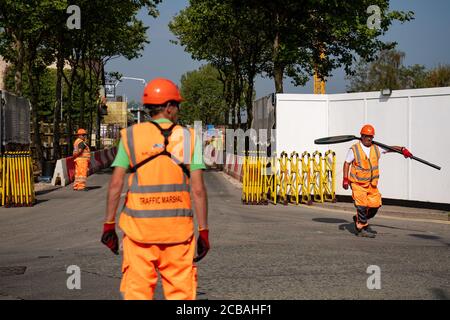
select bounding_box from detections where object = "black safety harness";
[128,121,190,178]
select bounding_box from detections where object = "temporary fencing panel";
[242,150,336,206]
[0,91,34,207]
[1,151,35,207]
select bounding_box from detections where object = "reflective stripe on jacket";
[119,121,195,244]
[348,143,380,187]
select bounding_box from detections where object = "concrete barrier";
[223,153,244,182]
[51,147,117,186]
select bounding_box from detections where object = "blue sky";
[106,0,450,103]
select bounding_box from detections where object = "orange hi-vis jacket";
[348,143,381,188]
[73,138,91,161]
[119,121,195,244]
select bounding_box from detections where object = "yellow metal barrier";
[1,151,35,207]
[310,151,324,203]
[323,150,336,202]
[241,150,335,206]
[264,156,277,205]
[288,152,301,205]
[300,152,312,205]
[277,152,290,205]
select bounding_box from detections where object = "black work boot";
[364,225,377,234]
[357,228,376,238]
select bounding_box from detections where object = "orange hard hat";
[360,124,375,136]
[77,128,87,135]
[142,78,183,105]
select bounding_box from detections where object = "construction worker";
[73,128,90,191]
[342,124,412,238]
[101,78,209,300]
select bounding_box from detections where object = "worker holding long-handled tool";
[315,124,440,238]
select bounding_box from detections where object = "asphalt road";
[0,169,449,300]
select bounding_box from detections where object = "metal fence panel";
[1,90,31,146]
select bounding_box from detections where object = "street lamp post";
[114,76,147,123]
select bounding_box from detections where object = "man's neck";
[151,114,173,122]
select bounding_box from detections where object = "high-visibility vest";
[73,138,90,161]
[119,121,196,244]
[348,143,380,187]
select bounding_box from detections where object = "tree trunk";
[29,70,44,169]
[96,104,102,150]
[274,64,284,93]
[14,38,25,95]
[63,62,78,155]
[53,47,64,160]
[245,77,255,131]
[231,78,239,130]
[79,63,86,129]
[96,63,106,149]
[273,26,284,93]
[88,106,93,148]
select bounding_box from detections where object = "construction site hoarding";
[271,87,450,204]
[103,101,127,129]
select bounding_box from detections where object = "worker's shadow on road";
[311,217,358,236]
[338,222,358,236]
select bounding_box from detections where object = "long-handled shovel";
[314,135,441,170]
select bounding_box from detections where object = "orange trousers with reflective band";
[351,183,382,208]
[351,183,382,229]
[120,235,197,300]
[74,159,89,190]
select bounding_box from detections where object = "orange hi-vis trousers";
[74,159,89,190]
[120,235,197,300]
[351,183,382,229]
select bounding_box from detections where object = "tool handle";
[373,141,441,170]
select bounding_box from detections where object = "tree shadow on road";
[371,224,426,233]
[409,233,441,240]
[409,233,450,247]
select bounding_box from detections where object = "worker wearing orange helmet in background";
[101,78,209,300]
[73,128,90,191]
[342,124,413,238]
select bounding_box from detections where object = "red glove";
[101,222,119,255]
[194,229,210,262]
[342,177,349,190]
[401,147,413,158]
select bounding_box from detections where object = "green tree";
[170,1,267,129]
[346,49,450,92]
[1,0,162,162]
[425,64,450,87]
[247,0,414,93]
[400,64,428,89]
[179,64,228,126]
[0,0,67,164]
[347,48,407,91]
[170,0,413,130]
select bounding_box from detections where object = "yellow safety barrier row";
[242,150,336,206]
[0,151,36,207]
